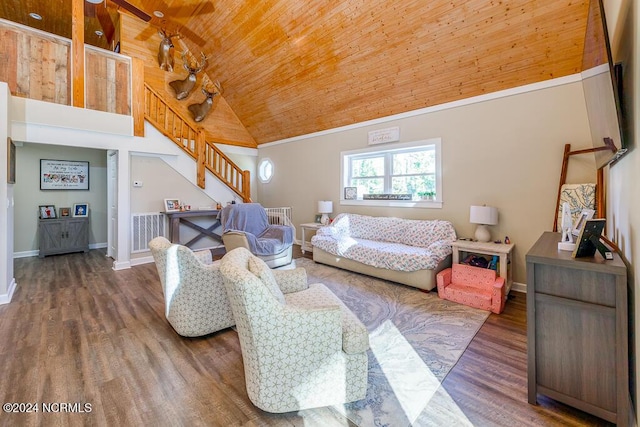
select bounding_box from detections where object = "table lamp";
[318,201,333,225]
[470,205,498,242]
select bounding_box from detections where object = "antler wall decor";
[169,51,208,100]
[157,28,181,71]
[188,78,223,122]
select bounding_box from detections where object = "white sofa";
[311,213,457,291]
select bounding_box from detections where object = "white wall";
[605,0,638,421]
[0,84,15,303]
[257,79,597,285]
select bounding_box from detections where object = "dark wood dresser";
[526,231,629,425]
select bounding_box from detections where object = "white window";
[341,138,442,208]
[258,158,274,183]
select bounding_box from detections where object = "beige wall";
[257,81,596,285]
[606,0,638,420]
[13,143,107,253]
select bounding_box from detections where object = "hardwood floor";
[0,247,613,426]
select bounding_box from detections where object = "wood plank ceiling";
[0,0,591,145]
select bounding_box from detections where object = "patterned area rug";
[293,258,490,426]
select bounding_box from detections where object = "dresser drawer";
[532,263,616,307]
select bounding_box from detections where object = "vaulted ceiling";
[0,0,592,145]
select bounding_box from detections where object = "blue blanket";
[220,203,294,256]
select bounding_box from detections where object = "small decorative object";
[469,205,498,243]
[317,200,333,225]
[7,137,15,184]
[344,186,357,200]
[558,202,576,251]
[571,208,595,236]
[504,236,510,244]
[39,205,56,219]
[40,159,89,190]
[164,199,181,212]
[216,202,222,210]
[59,207,70,217]
[157,28,180,72]
[169,51,208,100]
[417,190,435,201]
[188,78,223,122]
[73,203,89,217]
[314,214,322,223]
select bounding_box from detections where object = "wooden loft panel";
[581,0,608,71]
[119,14,257,149]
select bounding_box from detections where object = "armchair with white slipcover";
[219,247,369,413]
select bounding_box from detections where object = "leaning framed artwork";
[164,199,181,212]
[40,159,89,190]
[73,203,89,217]
[39,205,56,219]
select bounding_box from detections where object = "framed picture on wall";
[39,205,56,219]
[73,203,89,217]
[40,159,89,190]
[7,137,15,184]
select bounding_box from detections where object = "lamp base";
[320,213,330,225]
[474,225,491,243]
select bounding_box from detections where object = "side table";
[451,239,515,294]
[300,222,324,254]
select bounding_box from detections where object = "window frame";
[258,158,274,183]
[340,138,443,209]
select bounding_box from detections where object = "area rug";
[293,258,490,426]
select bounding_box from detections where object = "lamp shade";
[317,201,333,214]
[469,205,498,225]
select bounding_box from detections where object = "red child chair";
[436,263,505,314]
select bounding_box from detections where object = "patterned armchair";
[436,263,505,314]
[149,237,235,337]
[219,247,369,413]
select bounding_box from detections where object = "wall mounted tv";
[581,0,629,168]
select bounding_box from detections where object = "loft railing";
[143,83,250,202]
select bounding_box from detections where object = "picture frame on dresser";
[164,199,181,212]
[59,207,70,217]
[39,205,56,219]
[571,208,595,236]
[73,203,89,217]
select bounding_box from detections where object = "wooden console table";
[163,210,222,248]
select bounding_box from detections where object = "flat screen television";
[581,0,629,168]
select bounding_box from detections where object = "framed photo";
[59,207,70,217]
[571,208,596,236]
[73,203,89,217]
[314,214,322,223]
[40,159,89,190]
[572,219,606,258]
[344,186,357,200]
[39,205,56,219]
[164,199,181,212]
[7,137,15,184]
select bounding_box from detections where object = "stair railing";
[143,83,250,202]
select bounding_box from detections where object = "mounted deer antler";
[157,28,181,72]
[188,78,223,122]
[169,51,208,100]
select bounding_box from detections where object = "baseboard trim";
[130,256,154,266]
[0,278,17,305]
[511,281,527,293]
[112,260,131,270]
[14,242,107,259]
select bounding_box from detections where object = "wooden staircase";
[143,83,251,202]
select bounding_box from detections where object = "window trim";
[340,138,443,209]
[258,157,274,183]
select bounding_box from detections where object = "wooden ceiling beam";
[71,0,85,108]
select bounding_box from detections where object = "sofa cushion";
[248,256,286,304]
[398,219,457,248]
[451,263,497,289]
[444,284,493,312]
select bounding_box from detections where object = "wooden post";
[197,130,206,189]
[242,170,251,202]
[131,58,145,136]
[553,144,572,232]
[596,167,604,219]
[71,0,85,108]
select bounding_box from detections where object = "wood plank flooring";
[0,247,613,426]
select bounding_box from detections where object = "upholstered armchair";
[220,203,294,268]
[219,247,369,413]
[436,263,505,314]
[149,237,235,337]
